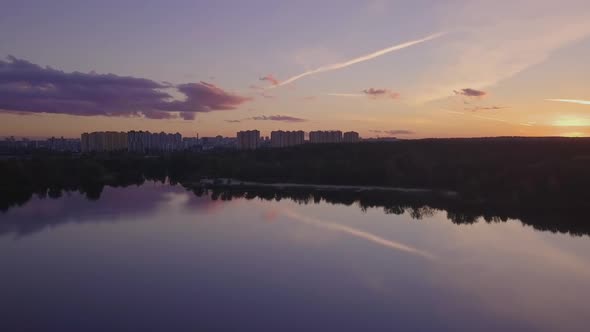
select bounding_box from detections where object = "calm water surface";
[1,183,589,331]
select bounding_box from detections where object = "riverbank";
[197,178,458,196]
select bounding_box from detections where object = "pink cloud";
[259,74,280,86]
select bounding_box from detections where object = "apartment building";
[237,130,260,150]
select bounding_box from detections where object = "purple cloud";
[454,88,487,98]
[0,56,251,119]
[251,115,307,122]
[362,88,400,99]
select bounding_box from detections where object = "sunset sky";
[1,0,590,139]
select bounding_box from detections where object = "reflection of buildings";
[270,130,305,148]
[343,131,360,143]
[237,130,260,150]
[309,131,343,144]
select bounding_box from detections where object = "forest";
[2,137,590,213]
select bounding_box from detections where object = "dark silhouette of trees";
[1,137,590,235]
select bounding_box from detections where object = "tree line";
[1,137,590,212]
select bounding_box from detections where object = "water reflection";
[0,183,221,237]
[1,182,589,238]
[1,183,589,332]
[281,209,436,260]
[195,186,590,237]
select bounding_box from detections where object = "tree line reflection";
[192,185,589,237]
[1,181,588,238]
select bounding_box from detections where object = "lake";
[1,182,589,331]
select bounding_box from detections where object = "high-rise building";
[309,131,342,144]
[343,131,360,143]
[127,130,152,153]
[81,131,128,152]
[83,130,181,153]
[237,130,260,150]
[47,137,81,152]
[81,133,89,152]
[127,131,182,153]
[270,130,305,148]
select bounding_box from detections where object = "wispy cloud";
[258,92,275,99]
[267,32,445,89]
[546,99,590,106]
[414,3,590,102]
[226,115,308,123]
[326,93,365,97]
[363,88,400,99]
[252,115,307,122]
[465,106,509,112]
[520,123,535,127]
[371,129,415,135]
[327,88,400,99]
[445,110,531,127]
[552,116,590,127]
[283,210,435,260]
[0,56,251,120]
[445,110,509,124]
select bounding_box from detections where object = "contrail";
[283,210,435,260]
[546,99,590,106]
[268,32,446,89]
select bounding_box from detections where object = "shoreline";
[197,178,458,197]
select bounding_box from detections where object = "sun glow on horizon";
[560,132,587,138]
[552,117,590,127]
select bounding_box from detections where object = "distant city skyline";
[0,128,370,154]
[2,129,375,141]
[1,1,590,138]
